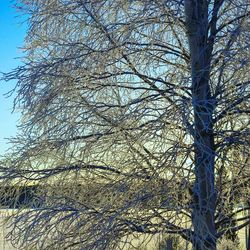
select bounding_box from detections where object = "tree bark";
[185,1,217,249]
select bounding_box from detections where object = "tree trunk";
[185,1,217,249]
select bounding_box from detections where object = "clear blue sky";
[0,0,27,155]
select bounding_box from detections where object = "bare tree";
[1,0,249,249]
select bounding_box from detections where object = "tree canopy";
[1,0,250,249]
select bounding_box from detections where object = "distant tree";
[1,0,249,249]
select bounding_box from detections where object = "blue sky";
[0,1,26,155]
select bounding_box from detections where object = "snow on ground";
[0,209,248,249]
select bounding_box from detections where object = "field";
[0,210,248,250]
[0,210,16,250]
